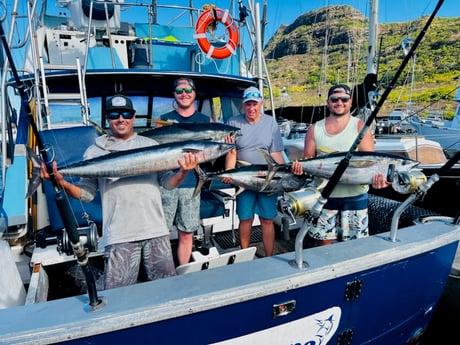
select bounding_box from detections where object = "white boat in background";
[408,86,460,156]
[1,1,460,344]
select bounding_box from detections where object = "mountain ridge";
[263,5,460,117]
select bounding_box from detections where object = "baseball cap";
[105,94,135,114]
[328,84,352,97]
[242,86,262,103]
[173,77,196,89]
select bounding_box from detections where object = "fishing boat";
[1,0,460,344]
[408,87,460,157]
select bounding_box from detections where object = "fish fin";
[349,160,375,168]
[314,177,328,190]
[182,148,201,154]
[150,119,177,126]
[193,165,209,197]
[107,177,121,183]
[234,187,245,197]
[88,120,106,135]
[257,149,281,191]
[317,146,336,154]
[26,147,43,198]
[236,160,251,167]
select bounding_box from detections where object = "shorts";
[103,236,176,290]
[161,187,201,234]
[307,193,369,241]
[236,190,278,220]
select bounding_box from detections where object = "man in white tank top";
[292,84,389,246]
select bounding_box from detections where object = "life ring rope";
[194,8,239,60]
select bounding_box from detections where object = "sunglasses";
[106,111,135,120]
[175,87,194,95]
[243,92,262,100]
[329,96,351,103]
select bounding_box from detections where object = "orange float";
[194,8,239,59]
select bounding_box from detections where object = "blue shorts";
[236,190,278,220]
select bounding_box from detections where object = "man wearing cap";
[291,84,389,246]
[41,94,199,289]
[224,86,286,257]
[158,77,212,265]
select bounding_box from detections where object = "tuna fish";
[259,150,420,191]
[55,140,234,178]
[27,141,234,196]
[194,164,310,197]
[138,123,240,143]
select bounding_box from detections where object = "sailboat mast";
[366,0,379,75]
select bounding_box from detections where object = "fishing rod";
[312,0,445,216]
[0,22,102,308]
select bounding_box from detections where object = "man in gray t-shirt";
[41,94,199,289]
[224,87,285,256]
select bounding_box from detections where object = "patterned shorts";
[102,236,176,290]
[307,194,369,241]
[161,187,201,234]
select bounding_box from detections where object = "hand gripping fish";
[27,140,235,197]
[259,150,420,191]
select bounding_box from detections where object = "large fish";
[194,164,310,197]
[27,141,234,196]
[260,150,420,190]
[138,123,240,143]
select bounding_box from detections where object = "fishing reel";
[391,170,427,194]
[278,186,322,222]
[57,222,99,256]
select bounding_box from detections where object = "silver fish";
[27,141,234,197]
[261,150,419,189]
[57,140,234,178]
[194,164,310,197]
[139,123,240,143]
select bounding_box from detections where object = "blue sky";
[191,0,459,43]
[18,1,459,41]
[6,0,458,62]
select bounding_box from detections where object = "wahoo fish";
[261,150,419,187]
[27,141,234,196]
[194,164,310,197]
[139,123,240,143]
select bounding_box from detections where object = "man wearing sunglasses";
[224,86,286,257]
[158,77,212,266]
[291,84,389,246]
[41,94,199,289]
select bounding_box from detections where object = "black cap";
[173,77,196,90]
[328,84,352,97]
[105,94,135,114]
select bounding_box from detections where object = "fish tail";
[193,165,209,197]
[257,149,280,191]
[26,147,43,198]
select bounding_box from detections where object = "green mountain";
[263,5,460,117]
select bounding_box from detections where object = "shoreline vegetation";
[264,5,460,117]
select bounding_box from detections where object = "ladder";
[38,56,90,129]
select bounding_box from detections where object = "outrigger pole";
[0,22,102,309]
[311,0,445,215]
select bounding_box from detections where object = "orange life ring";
[194,8,239,59]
